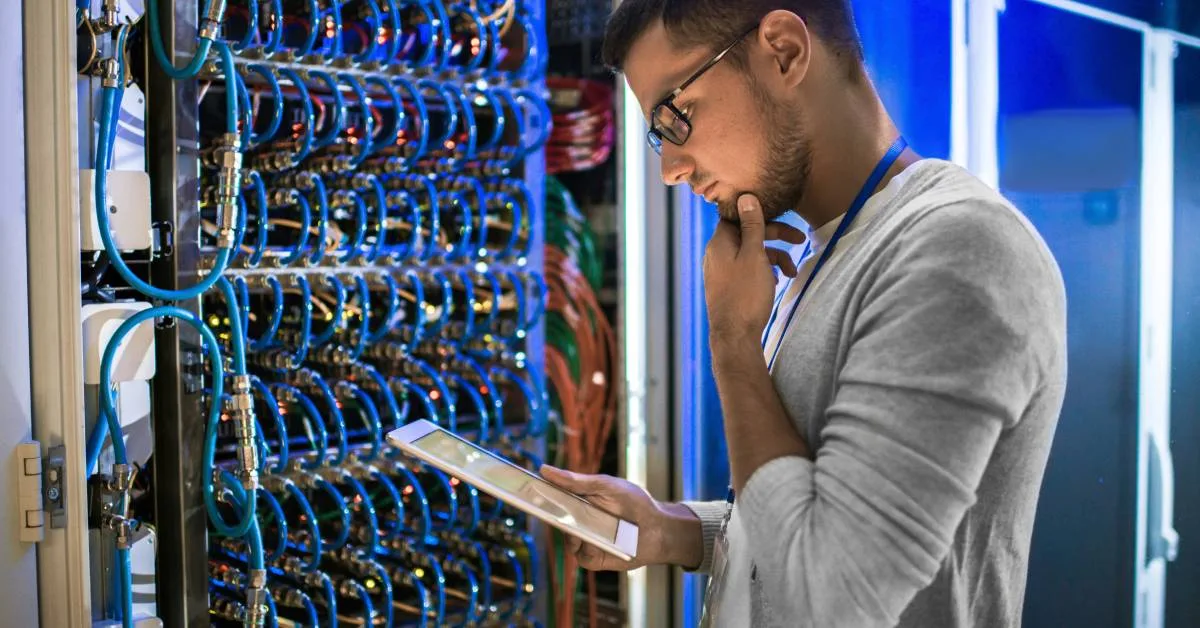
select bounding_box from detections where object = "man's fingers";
[737,194,766,250]
[540,465,602,495]
[766,247,798,278]
[765,222,807,245]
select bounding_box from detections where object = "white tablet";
[386,419,638,562]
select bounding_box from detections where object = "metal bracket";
[151,221,175,259]
[16,442,45,543]
[44,445,66,529]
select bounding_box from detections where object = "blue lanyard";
[761,137,909,372]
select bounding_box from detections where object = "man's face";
[624,21,812,222]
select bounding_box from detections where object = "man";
[540,1,1067,627]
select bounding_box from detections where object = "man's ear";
[757,9,811,88]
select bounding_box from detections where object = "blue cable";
[393,77,429,162]
[338,472,379,554]
[365,273,399,342]
[364,559,394,628]
[364,76,404,154]
[343,276,368,361]
[349,581,374,628]
[248,275,286,350]
[342,382,383,461]
[299,0,321,57]
[338,73,375,164]
[468,84,505,152]
[307,369,349,464]
[245,171,271,266]
[380,0,404,65]
[307,70,345,150]
[231,0,259,53]
[283,275,313,366]
[148,0,216,80]
[247,64,286,143]
[447,372,488,441]
[387,461,433,543]
[280,479,322,571]
[317,572,338,627]
[117,543,132,628]
[490,191,522,259]
[518,87,553,155]
[449,3,487,72]
[273,194,307,267]
[360,174,390,262]
[312,274,347,346]
[97,32,234,303]
[277,68,315,164]
[366,468,405,535]
[303,173,331,265]
[456,354,501,439]
[251,376,289,474]
[400,378,441,427]
[263,0,285,55]
[272,382,328,469]
[338,190,369,264]
[453,268,477,338]
[351,0,384,63]
[360,364,403,428]
[258,487,289,563]
[311,475,352,549]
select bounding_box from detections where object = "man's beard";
[716,79,812,223]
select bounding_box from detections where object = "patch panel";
[79,0,552,626]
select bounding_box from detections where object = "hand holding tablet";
[386,420,640,562]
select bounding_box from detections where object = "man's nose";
[659,147,693,186]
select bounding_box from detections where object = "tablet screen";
[412,430,621,542]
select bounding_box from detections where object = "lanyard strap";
[761,136,909,372]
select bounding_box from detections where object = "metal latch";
[16,442,44,543]
[44,445,66,529]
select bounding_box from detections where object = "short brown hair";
[601,0,864,74]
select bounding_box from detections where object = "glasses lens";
[651,103,691,145]
[647,129,663,154]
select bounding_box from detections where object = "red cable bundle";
[546,77,615,174]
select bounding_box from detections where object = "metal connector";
[109,463,135,493]
[103,514,134,549]
[213,133,243,249]
[97,0,120,32]
[98,57,120,88]
[226,375,259,490]
[199,0,228,41]
[243,569,269,627]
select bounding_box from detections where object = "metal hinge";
[44,445,66,529]
[16,442,44,543]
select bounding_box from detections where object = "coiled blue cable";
[393,77,429,162]
[263,0,286,55]
[310,474,353,549]
[307,369,349,464]
[341,382,383,460]
[312,274,347,346]
[363,559,394,628]
[277,68,315,164]
[272,382,328,469]
[365,273,399,342]
[148,0,216,80]
[338,73,376,164]
[307,70,344,150]
[258,487,289,563]
[348,275,371,360]
[251,376,289,474]
[247,64,286,144]
[98,31,234,302]
[337,472,379,553]
[280,479,323,571]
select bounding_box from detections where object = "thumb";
[539,465,601,494]
[737,194,765,249]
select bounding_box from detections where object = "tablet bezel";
[386,420,639,562]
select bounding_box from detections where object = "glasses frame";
[646,24,760,154]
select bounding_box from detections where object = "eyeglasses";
[646,25,759,155]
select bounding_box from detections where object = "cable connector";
[199,0,228,42]
[226,375,259,490]
[213,133,243,249]
[108,463,136,494]
[103,514,135,550]
[243,568,268,627]
[98,57,120,88]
